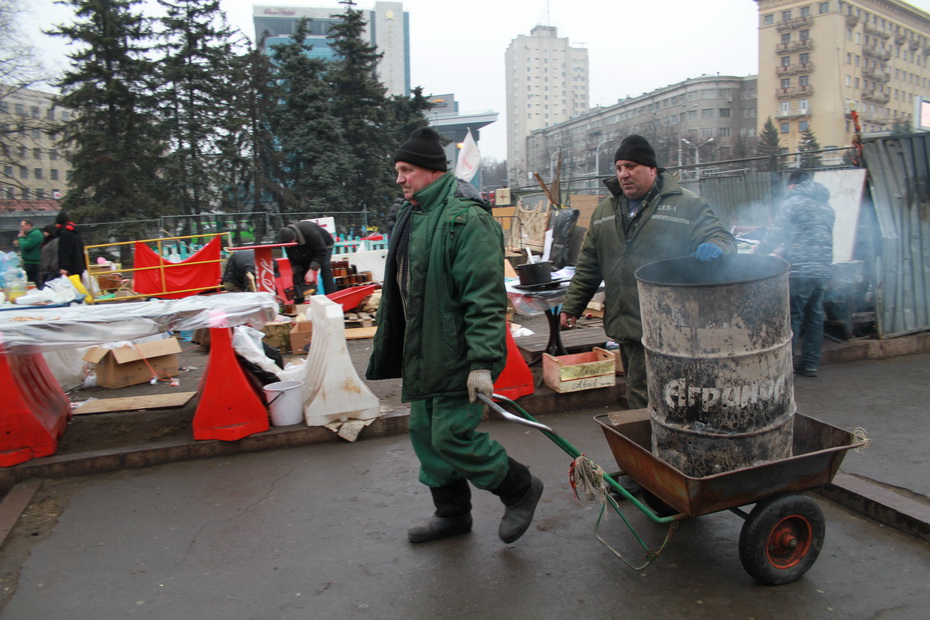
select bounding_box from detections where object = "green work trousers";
[620,340,648,410]
[409,395,509,490]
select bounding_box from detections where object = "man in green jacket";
[14,220,43,284]
[560,135,736,411]
[367,127,543,545]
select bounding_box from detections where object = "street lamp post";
[594,139,611,176]
[681,137,714,179]
[549,149,561,180]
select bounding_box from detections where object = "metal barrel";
[635,254,795,477]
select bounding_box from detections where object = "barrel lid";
[635,254,789,287]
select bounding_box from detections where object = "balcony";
[846,14,859,27]
[864,24,890,39]
[862,68,890,82]
[776,108,811,120]
[862,89,890,104]
[776,62,814,76]
[776,85,815,99]
[775,39,814,54]
[909,39,920,51]
[777,17,813,32]
[894,34,906,46]
[863,46,892,61]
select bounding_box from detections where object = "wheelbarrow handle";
[477,393,554,433]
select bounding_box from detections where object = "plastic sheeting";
[0,292,278,353]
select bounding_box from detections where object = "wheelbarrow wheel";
[738,492,825,585]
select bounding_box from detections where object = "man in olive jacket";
[560,135,736,410]
[367,127,543,545]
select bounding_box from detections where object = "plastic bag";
[548,207,580,269]
[232,325,283,375]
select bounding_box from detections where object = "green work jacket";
[367,173,506,402]
[562,171,736,343]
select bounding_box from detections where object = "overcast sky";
[21,0,930,161]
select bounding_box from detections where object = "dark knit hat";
[278,227,297,244]
[614,134,658,168]
[394,127,447,171]
[787,168,810,185]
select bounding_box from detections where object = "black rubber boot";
[408,479,473,543]
[491,458,544,543]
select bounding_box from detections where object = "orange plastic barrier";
[192,326,270,441]
[493,322,535,401]
[0,344,72,467]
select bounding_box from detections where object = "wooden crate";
[542,347,617,393]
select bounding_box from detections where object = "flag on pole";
[454,129,481,182]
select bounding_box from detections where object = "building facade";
[755,0,930,152]
[0,87,72,203]
[253,2,410,97]
[523,75,759,189]
[505,25,589,186]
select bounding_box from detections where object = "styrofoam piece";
[301,295,379,426]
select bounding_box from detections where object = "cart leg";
[738,492,825,585]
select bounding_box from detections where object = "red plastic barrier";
[0,344,72,467]
[493,322,535,401]
[326,283,378,313]
[192,327,270,441]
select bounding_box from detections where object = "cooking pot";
[516,261,553,286]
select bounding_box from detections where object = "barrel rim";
[635,254,789,287]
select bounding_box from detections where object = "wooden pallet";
[344,311,375,328]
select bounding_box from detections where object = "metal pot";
[516,261,553,286]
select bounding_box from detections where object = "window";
[800,29,810,40]
[782,56,791,67]
[35,189,45,199]
[34,168,43,179]
[781,33,791,44]
[800,6,810,18]
[800,99,809,110]
[33,148,41,159]
[20,188,29,199]
[819,2,829,14]
[780,122,790,133]
[19,166,28,179]
[799,75,810,87]
[781,78,791,89]
[799,120,809,131]
[719,108,731,117]
[30,106,39,118]
[701,108,714,119]
[702,127,714,138]
[3,165,12,177]
[46,108,55,120]
[50,169,59,181]
[782,10,792,21]
[764,14,774,25]
[800,52,810,64]
[781,101,791,113]
[14,103,25,116]
[719,127,731,137]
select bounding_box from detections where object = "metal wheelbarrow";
[479,393,869,586]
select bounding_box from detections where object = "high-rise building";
[253,2,410,97]
[755,0,930,152]
[0,88,72,203]
[505,25,589,186]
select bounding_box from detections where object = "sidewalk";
[1,320,929,545]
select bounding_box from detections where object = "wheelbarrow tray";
[595,408,865,519]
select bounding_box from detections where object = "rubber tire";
[739,492,825,585]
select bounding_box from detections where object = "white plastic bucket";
[263,380,304,426]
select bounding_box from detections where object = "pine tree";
[153,0,248,221]
[326,6,397,220]
[756,117,782,172]
[270,18,353,213]
[798,127,822,169]
[49,0,166,230]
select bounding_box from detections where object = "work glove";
[693,243,723,262]
[309,261,321,271]
[467,369,494,404]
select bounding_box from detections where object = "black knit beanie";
[787,168,810,185]
[394,127,447,171]
[614,134,658,168]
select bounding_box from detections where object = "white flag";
[455,129,481,182]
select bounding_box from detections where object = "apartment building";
[523,74,759,187]
[506,25,589,186]
[0,87,72,202]
[253,2,410,97]
[755,0,930,151]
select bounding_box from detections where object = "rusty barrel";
[635,254,795,477]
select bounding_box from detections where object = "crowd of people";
[10,211,87,289]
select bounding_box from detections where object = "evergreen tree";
[270,19,352,213]
[756,117,782,172]
[154,0,248,221]
[890,119,913,136]
[798,127,822,169]
[326,6,397,219]
[49,0,166,230]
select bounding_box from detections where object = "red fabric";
[133,236,222,299]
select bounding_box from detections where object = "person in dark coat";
[39,224,60,287]
[55,211,87,278]
[277,220,335,303]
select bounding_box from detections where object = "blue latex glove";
[693,243,723,262]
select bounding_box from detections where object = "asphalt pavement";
[0,317,929,617]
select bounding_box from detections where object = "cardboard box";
[289,321,313,354]
[542,347,616,393]
[83,337,182,389]
[261,321,293,355]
